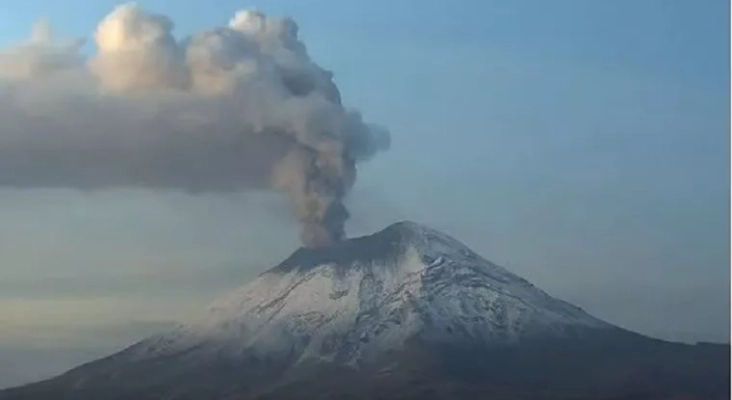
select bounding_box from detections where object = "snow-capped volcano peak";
[270,221,478,277]
[130,221,611,365]
[3,222,725,400]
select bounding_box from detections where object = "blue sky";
[0,0,728,388]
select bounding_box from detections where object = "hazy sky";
[0,0,729,388]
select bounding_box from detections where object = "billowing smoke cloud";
[0,4,390,247]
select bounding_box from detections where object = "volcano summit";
[0,222,728,400]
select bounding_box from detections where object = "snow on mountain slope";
[126,221,612,366]
[1,222,726,400]
[3,222,728,400]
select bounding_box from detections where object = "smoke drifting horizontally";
[0,4,390,247]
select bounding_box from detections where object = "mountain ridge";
[0,221,728,400]
[170,220,612,360]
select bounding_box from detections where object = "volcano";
[0,222,728,400]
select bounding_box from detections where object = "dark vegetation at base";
[255,331,729,400]
[1,329,728,400]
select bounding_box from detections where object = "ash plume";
[0,4,390,247]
